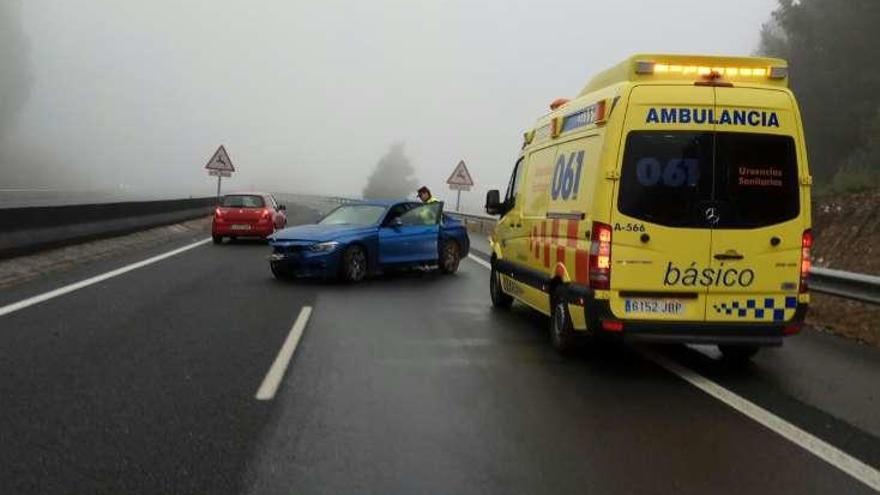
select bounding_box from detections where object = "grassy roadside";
[807,295,880,348]
[809,191,880,348]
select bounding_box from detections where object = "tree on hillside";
[362,143,419,199]
[833,109,880,191]
[758,0,880,184]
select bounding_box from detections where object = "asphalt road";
[1,212,879,494]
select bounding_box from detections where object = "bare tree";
[362,143,419,199]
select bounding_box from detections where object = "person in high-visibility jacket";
[417,186,439,203]
[415,186,440,224]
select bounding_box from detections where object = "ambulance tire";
[718,345,760,364]
[341,245,368,283]
[490,264,513,309]
[439,240,461,274]
[550,286,577,355]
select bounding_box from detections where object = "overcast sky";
[3,0,777,209]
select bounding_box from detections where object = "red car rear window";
[221,195,265,208]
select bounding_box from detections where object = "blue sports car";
[268,200,470,282]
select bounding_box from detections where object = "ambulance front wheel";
[490,263,513,309]
[718,344,760,364]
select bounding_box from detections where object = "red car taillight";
[258,208,271,222]
[800,229,812,293]
[589,222,612,291]
[214,208,223,219]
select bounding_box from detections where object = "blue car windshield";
[319,205,387,226]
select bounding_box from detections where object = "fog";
[1,0,776,211]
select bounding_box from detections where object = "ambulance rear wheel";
[719,345,759,364]
[550,287,577,355]
[490,264,513,309]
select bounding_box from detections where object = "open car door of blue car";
[378,202,443,265]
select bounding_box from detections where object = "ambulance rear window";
[715,133,799,228]
[618,132,714,228]
[619,131,799,228]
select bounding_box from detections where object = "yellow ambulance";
[485,54,812,361]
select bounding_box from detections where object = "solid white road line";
[467,257,880,492]
[467,254,492,270]
[256,306,313,401]
[647,352,880,492]
[0,238,212,318]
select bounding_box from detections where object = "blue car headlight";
[309,241,340,253]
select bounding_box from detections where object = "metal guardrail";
[447,211,496,235]
[809,267,880,305]
[446,211,880,306]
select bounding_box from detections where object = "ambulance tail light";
[800,229,813,293]
[589,222,613,290]
[602,320,624,332]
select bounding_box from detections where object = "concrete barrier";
[0,197,216,259]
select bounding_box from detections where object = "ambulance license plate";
[231,224,251,230]
[624,299,685,315]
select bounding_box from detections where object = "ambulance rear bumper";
[576,289,807,347]
[609,321,786,346]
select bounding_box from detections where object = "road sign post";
[204,145,235,199]
[446,160,474,212]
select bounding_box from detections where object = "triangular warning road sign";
[446,160,474,187]
[205,145,235,172]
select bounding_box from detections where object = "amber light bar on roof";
[635,60,787,80]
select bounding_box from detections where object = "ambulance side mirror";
[485,190,503,216]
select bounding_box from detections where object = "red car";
[212,192,287,244]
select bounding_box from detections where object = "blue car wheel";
[270,261,291,280]
[341,245,368,282]
[439,239,461,274]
